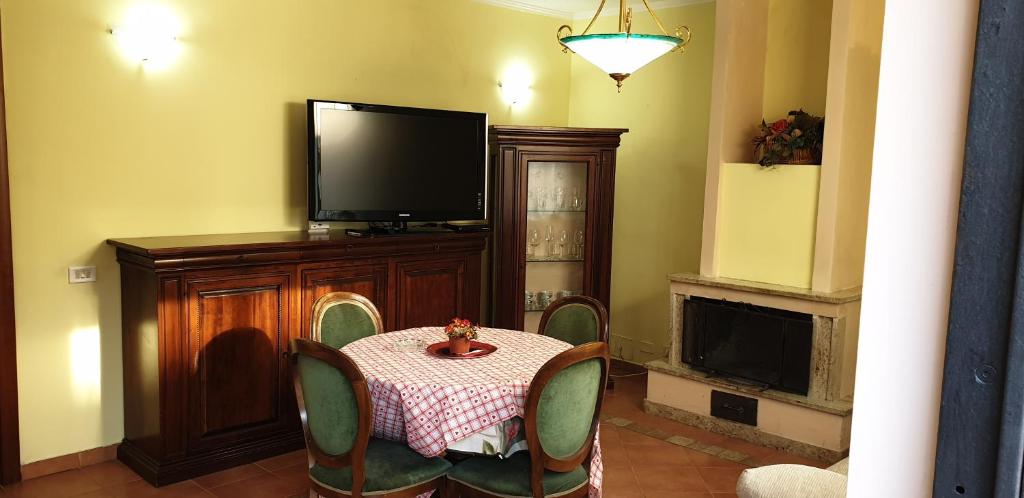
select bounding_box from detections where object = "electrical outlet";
[68,266,96,283]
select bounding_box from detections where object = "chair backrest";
[524,342,609,497]
[311,292,383,349]
[289,338,371,490]
[538,295,609,346]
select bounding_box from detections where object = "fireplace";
[682,297,813,395]
[643,272,861,462]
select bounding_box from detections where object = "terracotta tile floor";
[0,370,829,497]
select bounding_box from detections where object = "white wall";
[847,0,979,496]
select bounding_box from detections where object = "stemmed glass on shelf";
[527,228,540,258]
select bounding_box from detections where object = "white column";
[847,1,979,497]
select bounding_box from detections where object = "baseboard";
[119,431,306,486]
[20,443,118,481]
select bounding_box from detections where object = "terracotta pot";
[449,336,471,355]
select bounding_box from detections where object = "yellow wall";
[717,163,820,288]
[568,2,716,363]
[762,0,832,120]
[1,0,573,464]
[812,0,884,292]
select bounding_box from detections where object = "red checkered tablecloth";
[341,327,603,497]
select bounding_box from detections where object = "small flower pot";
[449,336,471,355]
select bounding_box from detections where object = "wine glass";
[571,187,583,211]
[527,228,539,257]
[544,225,554,258]
[558,230,568,259]
[555,187,565,210]
[574,229,585,259]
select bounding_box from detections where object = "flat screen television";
[307,99,487,223]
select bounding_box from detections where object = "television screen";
[307,100,487,222]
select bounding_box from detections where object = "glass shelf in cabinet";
[525,257,584,262]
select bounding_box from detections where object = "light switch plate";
[68,266,97,283]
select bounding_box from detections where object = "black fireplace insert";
[682,296,812,395]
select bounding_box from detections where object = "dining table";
[340,326,604,498]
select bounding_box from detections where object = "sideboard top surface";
[108,230,488,258]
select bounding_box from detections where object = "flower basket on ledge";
[790,148,815,165]
[752,109,825,167]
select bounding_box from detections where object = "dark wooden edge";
[310,291,384,340]
[538,295,610,345]
[489,125,628,148]
[489,125,629,136]
[289,338,372,496]
[0,10,21,485]
[523,342,609,498]
[106,230,488,259]
[118,432,305,487]
[933,1,1024,496]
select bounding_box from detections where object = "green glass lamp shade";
[560,33,682,79]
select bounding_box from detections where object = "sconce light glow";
[499,64,534,106]
[111,4,181,68]
[70,326,102,404]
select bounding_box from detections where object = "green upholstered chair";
[538,296,609,347]
[289,338,450,498]
[311,292,383,349]
[446,342,610,498]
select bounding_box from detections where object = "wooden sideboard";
[107,230,486,485]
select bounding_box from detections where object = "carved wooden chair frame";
[447,342,610,498]
[538,295,610,345]
[290,338,445,498]
[310,291,384,344]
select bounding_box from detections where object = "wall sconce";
[110,4,181,67]
[499,64,534,106]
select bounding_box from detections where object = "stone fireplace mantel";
[644,272,861,462]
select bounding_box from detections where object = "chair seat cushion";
[448,452,588,497]
[310,438,451,494]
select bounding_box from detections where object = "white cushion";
[736,463,847,498]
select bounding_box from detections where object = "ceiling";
[476,0,710,19]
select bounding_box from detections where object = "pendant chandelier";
[558,0,692,92]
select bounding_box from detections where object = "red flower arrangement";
[752,110,825,167]
[444,318,479,340]
[444,317,478,355]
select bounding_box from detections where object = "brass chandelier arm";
[557,25,574,52]
[581,0,607,36]
[674,25,693,51]
[640,0,671,36]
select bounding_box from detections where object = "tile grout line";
[601,414,764,468]
[603,424,646,495]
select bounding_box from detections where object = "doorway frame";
[0,11,22,485]
[933,0,1024,496]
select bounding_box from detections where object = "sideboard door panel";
[396,259,465,329]
[186,273,291,452]
[300,264,388,335]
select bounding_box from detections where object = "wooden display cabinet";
[489,125,627,332]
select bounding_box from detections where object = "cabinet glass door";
[523,161,589,332]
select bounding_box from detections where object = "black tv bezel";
[306,99,488,223]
